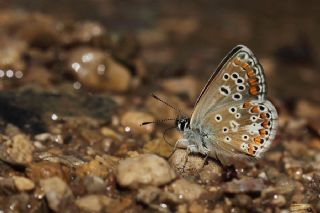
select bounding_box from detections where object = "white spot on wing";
[230,120,240,132]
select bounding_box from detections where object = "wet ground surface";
[0,1,319,212]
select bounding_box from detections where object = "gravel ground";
[0,5,319,213]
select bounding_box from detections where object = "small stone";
[83,176,106,194]
[274,176,296,195]
[290,203,315,213]
[40,177,73,212]
[116,154,176,188]
[0,134,34,166]
[166,179,204,201]
[75,195,113,212]
[136,186,161,204]
[75,155,118,178]
[26,161,66,183]
[199,161,222,184]
[270,194,286,207]
[222,177,266,193]
[120,111,155,134]
[12,176,35,191]
[169,149,205,176]
[143,138,172,158]
[67,47,131,92]
[100,127,122,141]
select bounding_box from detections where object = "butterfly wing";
[190,45,278,160]
[202,100,278,161]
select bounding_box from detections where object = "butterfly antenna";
[151,93,182,115]
[140,118,176,126]
[163,126,176,148]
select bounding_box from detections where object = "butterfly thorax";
[175,117,190,132]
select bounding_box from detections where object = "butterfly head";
[176,117,190,132]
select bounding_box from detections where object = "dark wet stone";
[0,89,116,134]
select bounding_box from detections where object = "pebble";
[199,161,222,184]
[68,47,131,92]
[270,194,286,207]
[75,195,113,212]
[26,161,66,182]
[169,149,205,176]
[12,176,35,191]
[75,155,118,178]
[136,186,161,204]
[0,134,34,166]
[143,138,172,158]
[120,111,155,134]
[83,176,106,194]
[116,154,176,188]
[222,177,266,193]
[40,177,73,212]
[289,203,316,213]
[166,179,204,201]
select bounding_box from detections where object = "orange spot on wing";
[242,63,249,69]
[251,106,259,113]
[260,112,267,119]
[248,144,254,155]
[259,129,266,137]
[249,87,258,96]
[254,137,261,145]
[262,120,268,128]
[249,78,257,86]
[243,101,252,108]
[234,58,241,65]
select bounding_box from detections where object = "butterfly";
[143,45,278,165]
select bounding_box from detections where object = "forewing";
[203,100,278,159]
[191,45,266,128]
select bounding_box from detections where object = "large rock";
[116,154,176,188]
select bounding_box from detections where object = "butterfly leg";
[168,138,190,159]
[182,144,198,172]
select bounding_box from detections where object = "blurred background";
[1,0,319,103]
